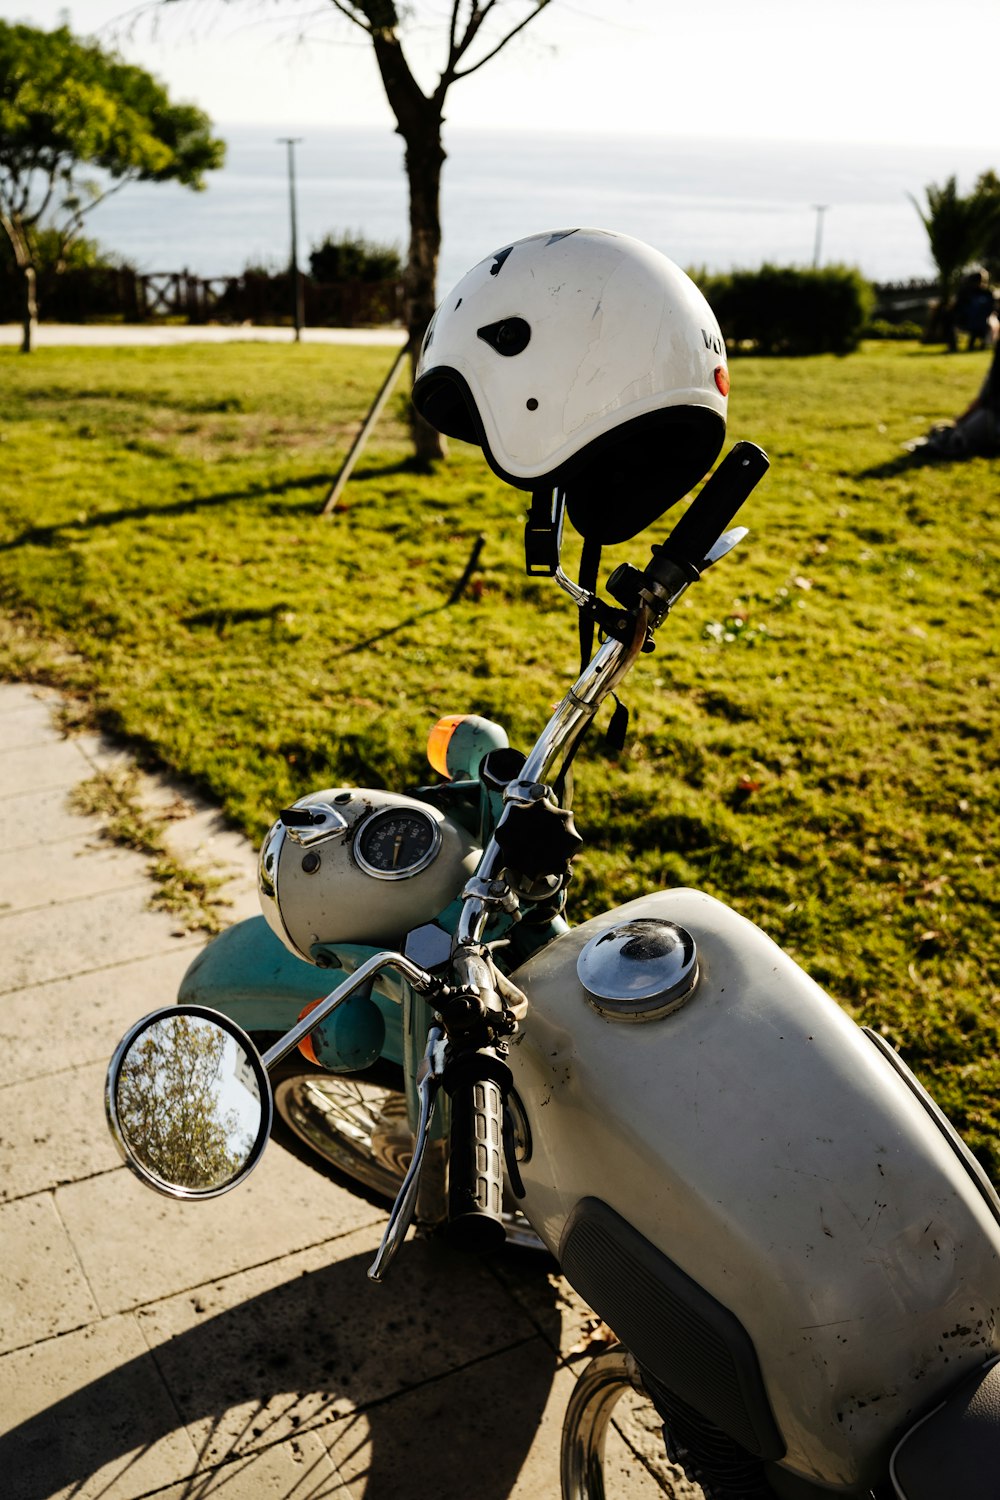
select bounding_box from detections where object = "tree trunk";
[20,263,37,354]
[401,125,446,465]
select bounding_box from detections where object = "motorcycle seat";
[890,1357,1000,1499]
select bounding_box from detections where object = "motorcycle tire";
[258,1045,545,1252]
[562,1347,797,1500]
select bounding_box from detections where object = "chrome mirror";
[105,1005,272,1199]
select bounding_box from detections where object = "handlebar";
[649,441,770,583]
[443,1049,511,1254]
[369,440,770,1274]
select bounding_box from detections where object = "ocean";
[83,125,995,293]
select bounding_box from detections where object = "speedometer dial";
[353,807,442,881]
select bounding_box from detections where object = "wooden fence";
[0,265,404,328]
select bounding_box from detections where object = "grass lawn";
[1,338,998,1169]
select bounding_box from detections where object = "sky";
[4,0,999,152]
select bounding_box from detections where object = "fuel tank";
[508,888,1000,1491]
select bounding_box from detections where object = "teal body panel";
[177,915,404,1067]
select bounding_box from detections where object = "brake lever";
[702,525,749,569]
[367,1023,447,1283]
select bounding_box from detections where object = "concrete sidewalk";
[0,682,678,1500]
[0,325,407,348]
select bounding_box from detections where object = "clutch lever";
[368,1023,448,1283]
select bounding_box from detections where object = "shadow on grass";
[0,1241,563,1500]
[856,446,971,480]
[183,603,296,631]
[351,456,436,481]
[331,603,449,659]
[0,474,335,554]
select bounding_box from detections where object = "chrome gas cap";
[577,918,699,1022]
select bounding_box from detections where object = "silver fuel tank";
[507,888,1000,1492]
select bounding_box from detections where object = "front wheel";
[272,1067,414,1203]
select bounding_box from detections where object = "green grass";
[1,340,998,1168]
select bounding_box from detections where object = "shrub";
[308,231,402,284]
[694,264,875,355]
[864,318,926,340]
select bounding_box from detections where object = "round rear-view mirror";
[105,1005,272,1199]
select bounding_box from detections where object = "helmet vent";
[490,246,513,276]
[477,317,531,356]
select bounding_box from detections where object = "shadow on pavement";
[2,1243,562,1500]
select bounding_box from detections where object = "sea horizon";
[82,123,997,293]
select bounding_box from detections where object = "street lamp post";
[279,137,304,342]
[812,204,829,269]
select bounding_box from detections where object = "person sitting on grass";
[907,339,1000,457]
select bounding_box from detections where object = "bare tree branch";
[451,0,550,82]
[325,0,375,33]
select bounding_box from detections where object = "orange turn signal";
[427,714,469,779]
[297,998,324,1065]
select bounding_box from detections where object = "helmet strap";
[577,534,602,670]
[524,488,565,576]
[578,535,629,756]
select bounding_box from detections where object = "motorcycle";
[105,232,1000,1500]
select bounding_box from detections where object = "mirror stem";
[260,951,437,1071]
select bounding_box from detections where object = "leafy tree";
[116,1013,258,1190]
[0,20,224,351]
[973,170,1000,282]
[909,174,1000,305]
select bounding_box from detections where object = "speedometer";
[353,807,442,881]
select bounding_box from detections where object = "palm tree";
[910,176,1000,346]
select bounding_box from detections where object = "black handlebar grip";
[445,1054,510,1254]
[653,441,770,579]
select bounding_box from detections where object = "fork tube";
[523,603,650,786]
[455,605,651,950]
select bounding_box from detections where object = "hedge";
[694,264,875,355]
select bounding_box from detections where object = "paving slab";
[0,835,150,916]
[0,736,95,795]
[1,784,113,858]
[151,1433,349,1499]
[57,1152,385,1316]
[0,945,203,1088]
[70,729,261,921]
[0,884,196,993]
[321,1345,578,1500]
[0,693,65,751]
[0,1193,100,1353]
[0,1313,202,1500]
[0,1058,114,1202]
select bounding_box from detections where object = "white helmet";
[413,228,729,544]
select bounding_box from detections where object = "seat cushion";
[891,1358,1000,1499]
